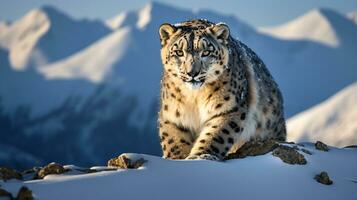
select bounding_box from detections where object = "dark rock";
[292,145,300,151]
[344,145,357,148]
[297,143,305,147]
[272,145,307,165]
[22,167,42,180]
[16,186,33,200]
[37,163,69,179]
[315,141,329,151]
[108,155,147,169]
[22,167,41,175]
[301,148,312,155]
[0,187,13,199]
[77,168,99,173]
[314,171,333,185]
[225,139,278,160]
[280,141,296,145]
[0,167,22,181]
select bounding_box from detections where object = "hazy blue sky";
[0,0,356,27]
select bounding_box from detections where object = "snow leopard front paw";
[186,154,220,161]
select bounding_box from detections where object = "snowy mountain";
[0,2,357,169]
[257,8,357,117]
[0,6,110,70]
[347,11,357,24]
[0,21,8,36]
[287,83,357,147]
[0,144,43,168]
[259,9,343,47]
[36,5,357,117]
[1,147,357,200]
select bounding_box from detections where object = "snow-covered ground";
[1,143,356,200]
[287,83,357,147]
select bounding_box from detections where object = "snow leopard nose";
[187,70,199,78]
[186,60,200,78]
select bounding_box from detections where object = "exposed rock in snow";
[0,167,22,181]
[272,145,307,165]
[37,163,69,179]
[107,155,146,169]
[315,171,333,185]
[315,141,330,151]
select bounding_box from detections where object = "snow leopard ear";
[159,23,177,46]
[209,23,230,44]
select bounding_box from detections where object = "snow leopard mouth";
[185,80,204,90]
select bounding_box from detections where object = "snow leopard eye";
[175,50,184,57]
[201,50,211,57]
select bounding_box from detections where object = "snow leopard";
[158,19,286,161]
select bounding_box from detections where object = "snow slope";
[259,8,341,47]
[40,27,131,83]
[1,145,357,200]
[0,6,110,70]
[287,83,357,147]
[347,11,357,24]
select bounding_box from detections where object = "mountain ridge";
[287,82,357,147]
[259,8,357,47]
[0,5,111,70]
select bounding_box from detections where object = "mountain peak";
[259,8,346,47]
[37,5,73,21]
[347,11,357,24]
[0,5,110,70]
[146,1,176,10]
[136,2,153,29]
[313,7,338,17]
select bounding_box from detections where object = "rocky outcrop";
[314,171,333,185]
[108,155,146,169]
[272,145,307,165]
[225,140,308,165]
[315,141,329,151]
[0,167,22,181]
[16,186,34,200]
[0,187,13,199]
[225,140,278,160]
[0,186,34,200]
[37,163,69,179]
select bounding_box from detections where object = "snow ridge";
[259,8,343,47]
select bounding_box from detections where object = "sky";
[0,0,356,27]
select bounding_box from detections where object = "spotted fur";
[158,19,286,160]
